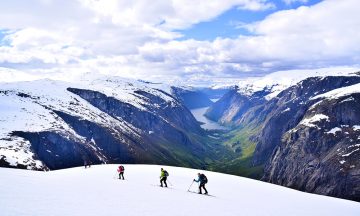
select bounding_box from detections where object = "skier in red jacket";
[117,165,125,180]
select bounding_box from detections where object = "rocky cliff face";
[250,76,360,166]
[0,78,210,170]
[204,87,269,125]
[263,91,360,202]
[205,73,360,201]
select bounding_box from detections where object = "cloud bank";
[0,0,359,84]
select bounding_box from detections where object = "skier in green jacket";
[160,168,169,187]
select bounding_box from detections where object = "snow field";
[1,164,360,216]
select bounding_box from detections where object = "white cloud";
[79,0,276,29]
[133,0,360,77]
[0,0,359,85]
[282,0,308,5]
[238,0,276,11]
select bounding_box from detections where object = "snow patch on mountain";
[0,137,44,169]
[300,114,330,128]
[353,125,360,131]
[326,127,342,135]
[309,100,324,110]
[340,97,355,103]
[312,83,360,101]
[82,77,179,110]
[237,67,360,100]
[337,144,360,166]
[342,148,360,157]
[281,107,291,113]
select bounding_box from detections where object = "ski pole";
[167,179,173,186]
[187,181,195,191]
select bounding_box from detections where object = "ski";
[187,190,215,197]
[150,184,174,189]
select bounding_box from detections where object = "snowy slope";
[311,82,360,101]
[0,77,184,169]
[237,67,360,100]
[1,165,359,216]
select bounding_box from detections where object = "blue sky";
[179,0,323,40]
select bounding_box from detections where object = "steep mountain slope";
[170,86,213,109]
[206,68,360,126]
[250,76,360,166]
[263,83,360,202]
[204,71,360,201]
[205,87,269,125]
[0,78,211,170]
[1,165,359,216]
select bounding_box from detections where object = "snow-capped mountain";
[3,69,360,202]
[237,67,360,101]
[206,68,360,125]
[1,164,359,216]
[0,77,210,170]
[205,70,360,202]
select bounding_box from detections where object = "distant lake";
[190,107,229,130]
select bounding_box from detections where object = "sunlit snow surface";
[1,165,360,216]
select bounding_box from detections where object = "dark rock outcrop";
[250,76,360,166]
[206,74,360,201]
[262,93,360,202]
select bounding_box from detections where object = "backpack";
[200,174,208,183]
[119,165,124,172]
[164,170,169,177]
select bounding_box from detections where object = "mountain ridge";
[0,78,217,170]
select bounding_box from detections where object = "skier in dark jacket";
[194,173,208,194]
[160,168,168,187]
[117,165,125,180]
[83,158,91,169]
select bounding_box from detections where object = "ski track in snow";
[1,165,360,216]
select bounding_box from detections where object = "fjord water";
[190,106,228,130]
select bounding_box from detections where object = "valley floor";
[1,165,359,216]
